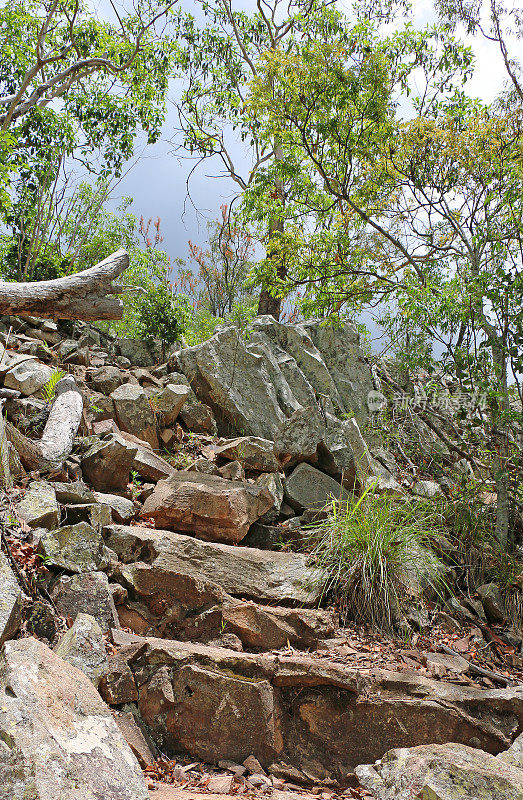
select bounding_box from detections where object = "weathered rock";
[4,358,53,396]
[129,636,523,783]
[17,480,59,529]
[38,522,107,573]
[284,463,348,512]
[113,711,156,768]
[27,600,57,641]
[155,383,191,425]
[423,651,470,678]
[51,571,119,632]
[176,318,374,439]
[91,365,125,395]
[62,502,112,532]
[0,637,148,800]
[0,551,21,646]
[94,491,135,523]
[477,583,506,624]
[54,612,109,686]
[178,398,218,435]
[131,441,174,482]
[117,337,156,367]
[221,601,336,651]
[219,460,245,481]
[213,437,279,473]
[355,743,523,800]
[500,731,523,770]
[188,457,222,476]
[256,472,284,522]
[52,480,95,504]
[413,479,445,498]
[63,345,89,366]
[99,653,139,705]
[111,383,159,450]
[141,472,273,544]
[105,525,321,605]
[81,432,138,491]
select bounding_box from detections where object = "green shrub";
[306,486,448,632]
[137,284,183,358]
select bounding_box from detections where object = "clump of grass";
[305,485,448,633]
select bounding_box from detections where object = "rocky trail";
[0,313,522,799]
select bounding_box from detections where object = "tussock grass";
[306,485,448,632]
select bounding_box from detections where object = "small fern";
[41,369,66,403]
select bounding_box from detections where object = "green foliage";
[41,369,66,403]
[137,283,183,350]
[306,487,447,632]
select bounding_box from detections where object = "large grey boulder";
[155,383,191,425]
[141,471,273,544]
[4,359,53,396]
[91,365,125,395]
[0,551,21,646]
[17,480,59,529]
[355,742,523,800]
[212,436,279,472]
[284,462,348,511]
[0,637,148,800]
[104,524,321,605]
[111,383,159,450]
[175,317,374,439]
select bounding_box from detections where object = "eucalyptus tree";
[247,19,523,542]
[0,0,177,264]
[172,0,354,318]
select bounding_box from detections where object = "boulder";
[0,551,21,646]
[141,471,273,544]
[52,480,95,504]
[4,358,53,396]
[0,637,148,800]
[51,571,119,632]
[176,318,374,439]
[212,436,279,473]
[17,480,59,529]
[62,502,112,533]
[413,479,445,498]
[355,742,523,800]
[105,525,321,605]
[99,654,139,705]
[221,601,336,651]
[54,612,109,687]
[219,460,245,481]
[93,491,135,522]
[112,711,156,768]
[155,383,191,425]
[81,432,138,491]
[38,522,107,573]
[131,442,174,482]
[178,398,217,434]
[128,637,523,783]
[500,731,523,770]
[111,383,159,450]
[255,472,284,523]
[284,463,348,512]
[477,583,506,624]
[117,337,156,367]
[91,365,125,395]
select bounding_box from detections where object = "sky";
[102,0,513,272]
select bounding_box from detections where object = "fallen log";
[6,375,83,471]
[0,249,132,320]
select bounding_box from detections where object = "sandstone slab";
[51,571,119,632]
[141,472,273,544]
[155,383,191,425]
[105,525,321,605]
[17,480,59,529]
[81,432,138,491]
[38,522,106,573]
[284,463,348,511]
[213,436,279,473]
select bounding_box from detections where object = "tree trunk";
[0,249,132,320]
[6,375,83,471]
[492,343,510,546]
[257,142,285,320]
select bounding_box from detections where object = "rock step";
[118,634,523,784]
[104,525,320,606]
